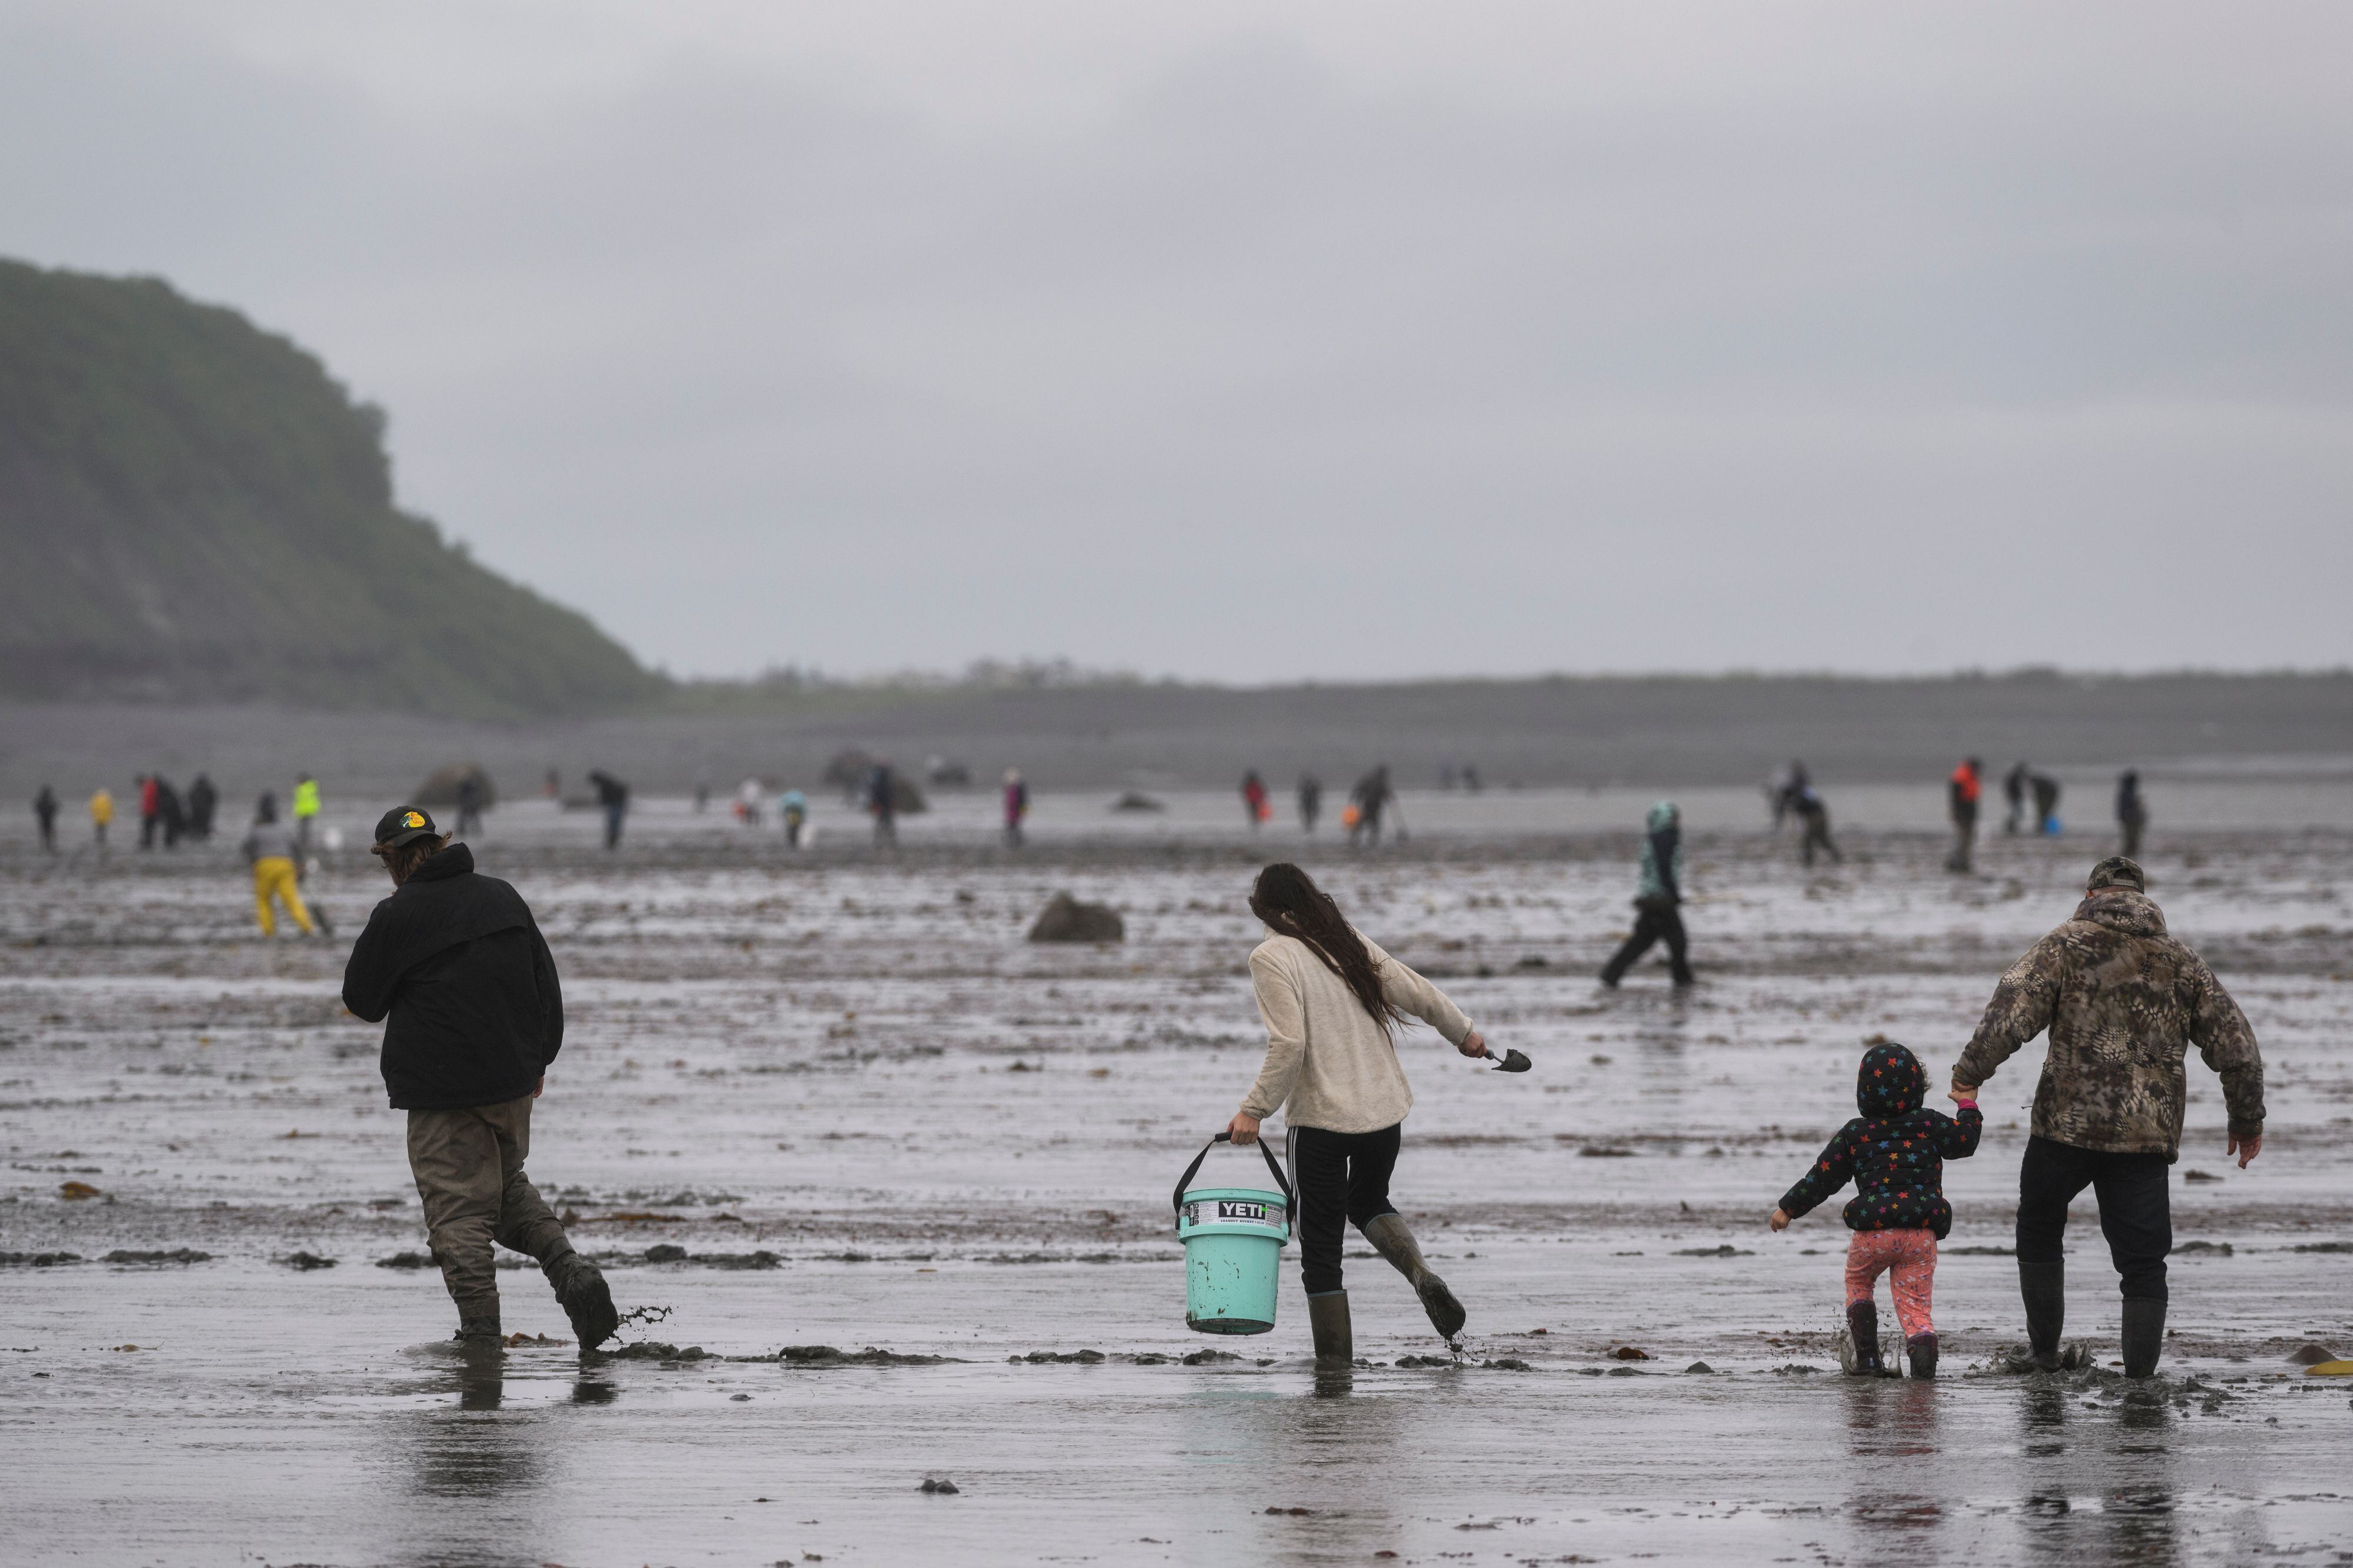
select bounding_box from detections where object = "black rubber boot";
[1906,1332,1938,1380]
[546,1251,621,1351]
[2019,1258,2065,1372]
[2120,1298,2166,1380]
[1362,1214,1467,1341]
[1840,1301,1883,1376]
[1308,1292,1353,1371]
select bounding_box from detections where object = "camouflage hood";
[2073,887,2167,939]
[1855,1042,1927,1118]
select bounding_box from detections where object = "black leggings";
[1287,1123,1401,1296]
[2015,1135,2171,1302]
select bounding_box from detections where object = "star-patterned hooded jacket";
[1778,1043,1982,1238]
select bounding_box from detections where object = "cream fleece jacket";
[1239,929,1476,1133]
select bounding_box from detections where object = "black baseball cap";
[373,806,439,848]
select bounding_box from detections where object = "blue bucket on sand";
[1172,1133,1294,1335]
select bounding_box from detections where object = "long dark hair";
[1249,863,1404,1033]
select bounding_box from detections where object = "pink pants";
[1845,1228,1937,1340]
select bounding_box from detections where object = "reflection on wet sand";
[2016,1379,2181,1567]
[392,1351,552,1566]
[1843,1379,1944,1546]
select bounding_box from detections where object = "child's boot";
[1839,1301,1882,1376]
[1905,1332,1938,1380]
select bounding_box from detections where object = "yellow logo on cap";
[403,812,426,829]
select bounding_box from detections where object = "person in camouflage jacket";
[1949,855,2265,1379]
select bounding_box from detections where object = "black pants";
[1801,815,1840,866]
[1602,905,1692,985]
[2015,1135,2171,1302]
[1287,1123,1401,1296]
[1947,810,1975,871]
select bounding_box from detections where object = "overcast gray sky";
[4,2,2348,681]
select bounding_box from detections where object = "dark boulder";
[1028,892,1124,944]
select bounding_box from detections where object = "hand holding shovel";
[1457,1030,1531,1073]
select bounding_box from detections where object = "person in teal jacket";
[1600,800,1694,987]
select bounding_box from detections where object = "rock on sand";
[1028,892,1124,944]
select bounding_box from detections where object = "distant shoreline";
[4,668,2348,798]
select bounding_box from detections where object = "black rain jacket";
[340,845,563,1110]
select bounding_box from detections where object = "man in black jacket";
[342,808,618,1351]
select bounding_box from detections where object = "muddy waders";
[1362,1213,1467,1340]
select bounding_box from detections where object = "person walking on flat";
[32,786,58,852]
[1601,800,1694,988]
[242,797,315,937]
[1794,785,1841,867]
[1002,769,1029,848]
[342,807,618,1352]
[1225,863,1492,1370]
[589,770,629,850]
[292,773,322,853]
[1947,758,1982,873]
[1949,856,2264,1379]
[2116,770,2148,859]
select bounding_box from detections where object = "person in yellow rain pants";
[242,798,314,936]
[89,787,115,847]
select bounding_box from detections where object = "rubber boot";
[2120,1298,2165,1380]
[1839,1300,1882,1376]
[454,1314,504,1352]
[1308,1292,1353,1371]
[1906,1332,1938,1380]
[1362,1213,1467,1341]
[545,1250,621,1351]
[2019,1258,2065,1372]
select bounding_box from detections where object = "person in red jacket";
[1239,770,1270,830]
[1947,758,1982,872]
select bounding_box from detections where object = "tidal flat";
[2,798,2349,1565]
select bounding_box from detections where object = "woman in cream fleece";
[1225,862,1492,1369]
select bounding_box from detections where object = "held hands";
[1949,1078,1977,1106]
[1768,1207,1791,1232]
[1227,1111,1262,1146]
[2229,1131,2262,1168]
[1458,1030,1488,1060]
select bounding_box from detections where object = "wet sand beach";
[3,796,2349,1564]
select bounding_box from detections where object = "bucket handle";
[1172,1132,1296,1237]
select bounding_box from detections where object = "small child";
[1769,1042,1981,1378]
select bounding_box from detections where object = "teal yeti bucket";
[1172,1132,1295,1335]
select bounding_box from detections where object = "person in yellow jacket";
[89,787,115,846]
[242,798,315,936]
[292,775,322,853]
